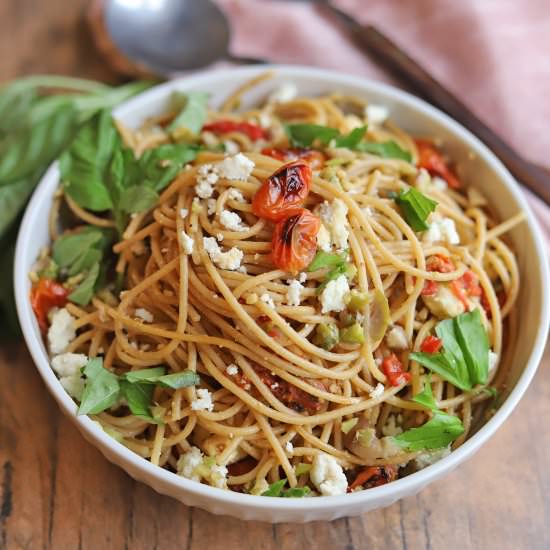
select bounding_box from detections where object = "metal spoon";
[88,0,263,77]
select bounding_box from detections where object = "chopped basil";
[307,250,348,272]
[122,366,166,384]
[261,479,311,498]
[118,185,159,214]
[357,140,412,161]
[410,310,489,391]
[167,91,209,137]
[411,375,438,410]
[157,370,201,389]
[285,124,340,148]
[78,357,120,415]
[334,126,367,149]
[68,262,100,306]
[394,187,438,231]
[261,479,287,497]
[119,379,160,422]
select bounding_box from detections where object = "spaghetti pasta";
[32,76,523,497]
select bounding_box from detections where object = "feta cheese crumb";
[423,213,460,245]
[48,308,77,355]
[135,308,153,323]
[386,326,409,350]
[318,199,349,250]
[298,272,307,283]
[320,275,350,314]
[365,104,389,126]
[310,454,347,496]
[180,230,194,254]
[226,364,239,376]
[432,176,448,191]
[316,223,332,252]
[260,293,276,309]
[177,446,204,481]
[195,164,219,198]
[203,237,244,271]
[286,279,304,307]
[369,383,385,399]
[191,388,214,412]
[179,208,188,219]
[268,82,298,103]
[216,233,224,242]
[227,188,245,202]
[220,209,249,232]
[285,441,294,454]
[489,350,499,373]
[51,352,88,399]
[207,198,217,216]
[217,153,255,181]
[210,464,228,489]
[223,140,240,156]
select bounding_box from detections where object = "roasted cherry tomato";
[261,147,325,169]
[30,278,69,332]
[349,465,398,491]
[271,208,320,274]
[252,161,312,221]
[420,335,443,354]
[202,120,268,141]
[415,139,461,189]
[381,353,411,387]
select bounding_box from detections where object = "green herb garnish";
[261,479,311,498]
[357,140,412,161]
[78,357,120,415]
[394,187,438,231]
[167,91,209,137]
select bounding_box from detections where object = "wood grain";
[1,1,549,548]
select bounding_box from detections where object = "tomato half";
[381,353,411,386]
[349,465,398,491]
[271,208,320,274]
[30,278,69,332]
[252,161,312,221]
[202,120,268,141]
[415,139,461,189]
[261,147,325,169]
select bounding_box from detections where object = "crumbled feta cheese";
[48,308,77,355]
[431,176,448,191]
[318,199,349,250]
[386,326,409,350]
[285,441,294,454]
[220,210,249,232]
[298,272,307,283]
[422,284,465,319]
[365,104,389,126]
[310,454,347,496]
[226,364,239,376]
[258,113,272,129]
[203,237,244,271]
[268,82,298,103]
[227,188,245,203]
[369,383,385,399]
[423,214,460,245]
[135,308,153,323]
[382,414,403,437]
[489,350,499,373]
[237,265,247,274]
[216,153,255,181]
[260,293,276,309]
[177,446,204,481]
[286,279,304,306]
[51,352,88,399]
[191,388,214,412]
[415,168,431,190]
[180,230,194,254]
[195,164,219,198]
[316,223,332,252]
[216,233,224,241]
[413,447,451,470]
[224,140,240,156]
[179,208,188,219]
[320,275,350,314]
[210,464,228,489]
[207,198,217,216]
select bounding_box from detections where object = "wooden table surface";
[1,1,549,548]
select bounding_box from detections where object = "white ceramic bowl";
[15,66,550,523]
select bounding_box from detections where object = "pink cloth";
[216,0,550,252]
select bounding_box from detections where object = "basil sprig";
[77,358,200,421]
[393,376,464,451]
[261,479,311,498]
[410,309,490,391]
[393,187,438,231]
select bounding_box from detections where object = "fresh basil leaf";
[412,375,438,410]
[119,185,159,214]
[307,250,348,272]
[394,187,438,231]
[167,91,209,136]
[393,410,464,451]
[454,309,489,385]
[0,175,37,237]
[52,229,103,268]
[285,124,340,148]
[358,140,412,161]
[68,248,102,277]
[119,379,160,422]
[283,486,311,498]
[78,357,120,415]
[68,262,100,305]
[410,351,471,391]
[334,126,367,149]
[122,367,166,384]
[157,370,201,389]
[261,479,287,497]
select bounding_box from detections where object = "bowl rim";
[14,64,550,514]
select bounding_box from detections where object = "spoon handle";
[319,4,550,205]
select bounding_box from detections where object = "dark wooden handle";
[345,23,550,205]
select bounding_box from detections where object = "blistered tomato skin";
[261,147,325,169]
[415,139,461,189]
[30,278,69,332]
[252,161,312,221]
[271,208,320,274]
[202,120,268,141]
